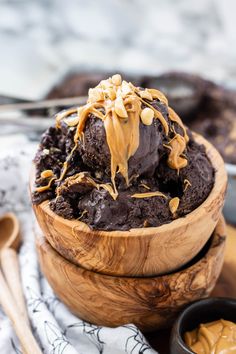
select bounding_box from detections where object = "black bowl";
[170,297,236,354]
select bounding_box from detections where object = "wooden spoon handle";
[1,248,29,324]
[0,269,42,354]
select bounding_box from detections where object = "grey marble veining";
[0,0,236,99]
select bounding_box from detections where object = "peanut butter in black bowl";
[170,297,236,354]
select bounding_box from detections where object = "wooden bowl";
[36,216,226,332]
[32,133,227,277]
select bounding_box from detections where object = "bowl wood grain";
[36,216,226,332]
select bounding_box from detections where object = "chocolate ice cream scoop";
[54,75,188,197]
[77,102,165,181]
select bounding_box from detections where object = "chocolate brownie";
[32,75,214,231]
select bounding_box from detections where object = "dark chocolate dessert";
[144,72,236,165]
[189,87,236,165]
[46,71,236,165]
[32,74,214,231]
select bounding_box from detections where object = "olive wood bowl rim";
[31,132,227,237]
[36,215,226,280]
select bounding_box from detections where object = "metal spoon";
[0,213,42,354]
[0,96,87,113]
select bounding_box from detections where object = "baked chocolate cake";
[32,74,214,231]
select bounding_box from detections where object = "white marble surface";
[0,0,236,99]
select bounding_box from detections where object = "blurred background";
[0,0,236,99]
[0,0,236,224]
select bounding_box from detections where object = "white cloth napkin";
[0,135,158,354]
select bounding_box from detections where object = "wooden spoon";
[0,213,28,322]
[0,213,42,354]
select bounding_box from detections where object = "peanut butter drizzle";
[35,169,56,193]
[36,177,56,193]
[167,134,188,169]
[184,319,236,354]
[56,172,117,200]
[56,107,78,129]
[73,103,104,142]
[59,143,78,182]
[139,183,151,190]
[41,170,54,178]
[168,107,189,143]
[138,97,169,135]
[37,74,189,204]
[184,178,192,192]
[146,88,168,105]
[104,98,141,192]
[131,191,167,199]
[169,197,180,215]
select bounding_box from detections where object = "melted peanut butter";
[184,178,192,192]
[168,107,189,143]
[169,197,180,215]
[56,172,117,200]
[139,183,151,190]
[37,75,189,206]
[56,107,78,129]
[131,191,167,199]
[138,97,169,134]
[167,134,188,170]
[184,319,236,354]
[104,98,141,193]
[40,170,54,178]
[36,177,56,193]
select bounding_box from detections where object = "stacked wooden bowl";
[32,134,228,331]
